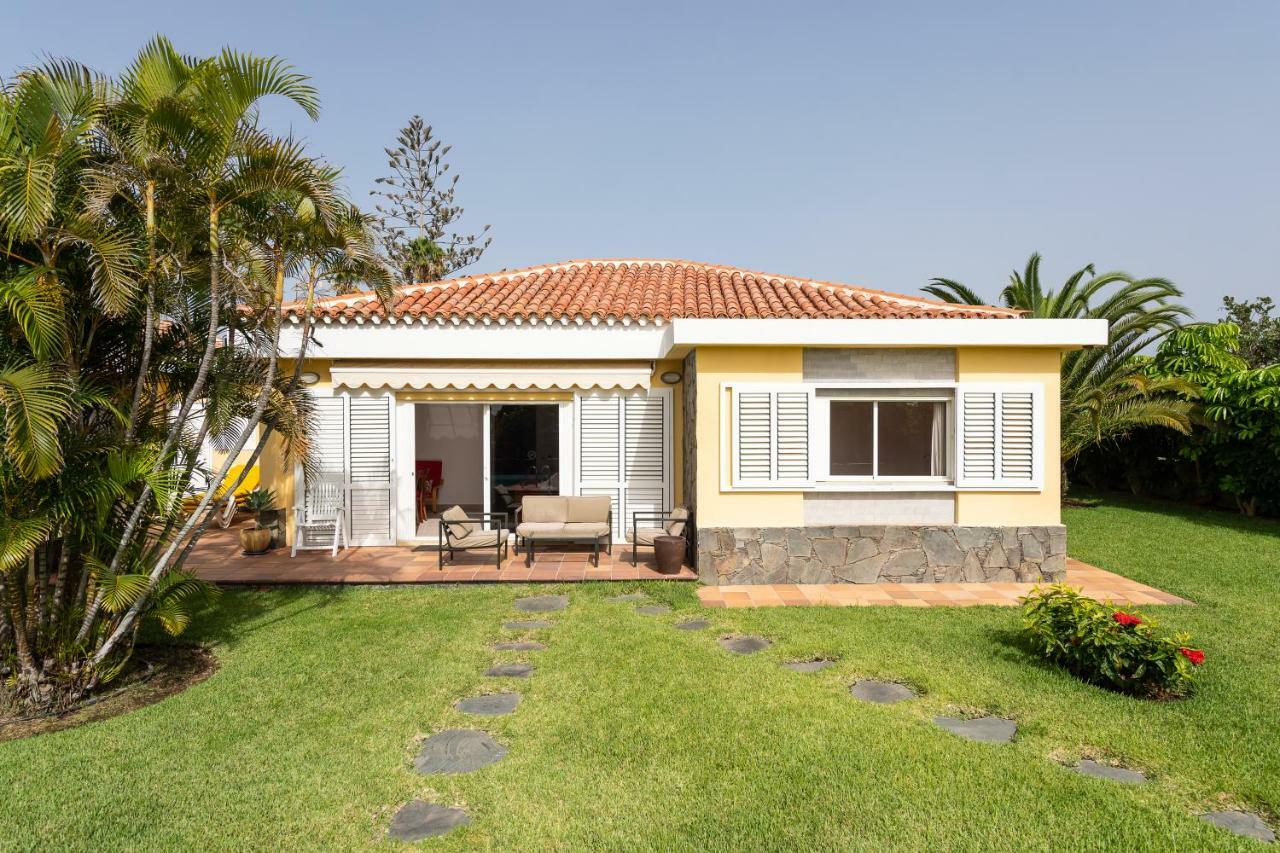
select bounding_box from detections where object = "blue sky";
[6,0,1277,318]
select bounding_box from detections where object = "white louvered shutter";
[735,392,773,483]
[731,386,814,487]
[775,391,811,482]
[346,394,395,544]
[577,391,671,539]
[956,384,1043,489]
[622,396,668,538]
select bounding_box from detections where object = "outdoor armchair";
[627,507,690,566]
[438,506,510,569]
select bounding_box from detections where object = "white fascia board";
[669,318,1108,348]
[278,320,675,360]
[276,316,1107,361]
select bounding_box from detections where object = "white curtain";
[930,402,946,477]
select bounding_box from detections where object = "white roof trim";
[668,318,1107,348]
[279,317,1105,361]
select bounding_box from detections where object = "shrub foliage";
[1021,585,1204,697]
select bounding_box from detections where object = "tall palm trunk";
[124,180,157,444]
[78,203,225,644]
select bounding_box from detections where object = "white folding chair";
[291,476,349,557]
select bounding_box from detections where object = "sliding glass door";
[488,404,560,521]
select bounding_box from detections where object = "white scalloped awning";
[330,362,652,391]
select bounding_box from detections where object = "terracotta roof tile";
[284,258,1020,323]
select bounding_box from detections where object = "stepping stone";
[1073,759,1147,784]
[607,592,649,603]
[503,619,553,630]
[720,635,771,654]
[674,619,711,631]
[493,641,546,651]
[635,604,671,616]
[933,716,1016,743]
[455,693,520,716]
[387,800,470,841]
[1201,811,1275,842]
[851,679,916,703]
[784,659,835,673]
[413,729,507,774]
[485,662,534,678]
[514,594,568,612]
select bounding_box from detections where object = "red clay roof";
[286,259,1019,323]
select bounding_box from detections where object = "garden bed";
[0,645,218,742]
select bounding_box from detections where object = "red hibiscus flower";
[1179,647,1205,666]
[1112,611,1142,627]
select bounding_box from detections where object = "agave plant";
[924,253,1195,479]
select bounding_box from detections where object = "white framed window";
[724,380,1045,493]
[815,393,952,483]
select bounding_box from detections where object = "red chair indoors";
[415,460,444,524]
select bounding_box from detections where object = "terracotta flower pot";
[239,526,273,555]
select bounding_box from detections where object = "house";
[257,258,1106,585]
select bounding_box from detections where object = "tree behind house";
[924,253,1195,483]
[370,116,491,284]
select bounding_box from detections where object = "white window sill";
[811,481,956,493]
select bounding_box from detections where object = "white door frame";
[395,398,573,544]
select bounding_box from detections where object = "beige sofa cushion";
[515,521,562,538]
[522,496,567,523]
[566,495,611,523]
[440,505,474,540]
[629,526,667,546]
[562,522,609,537]
[666,507,689,537]
[450,530,501,548]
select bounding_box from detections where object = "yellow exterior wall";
[954,347,1063,526]
[651,359,685,505]
[694,346,805,527]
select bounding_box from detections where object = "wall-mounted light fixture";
[659,370,683,384]
[299,371,321,386]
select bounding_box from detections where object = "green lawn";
[3,495,1278,850]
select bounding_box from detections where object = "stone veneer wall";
[696,525,1066,585]
[680,351,697,558]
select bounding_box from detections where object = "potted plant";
[239,488,281,554]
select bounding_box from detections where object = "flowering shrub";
[1021,585,1204,697]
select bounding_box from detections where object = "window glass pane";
[829,401,873,476]
[877,401,944,477]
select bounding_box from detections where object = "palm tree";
[0,41,379,712]
[924,253,1195,477]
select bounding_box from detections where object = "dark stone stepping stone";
[635,604,671,616]
[503,619,553,630]
[485,662,534,678]
[720,635,771,654]
[514,594,568,612]
[1073,759,1147,784]
[1201,811,1275,842]
[413,729,506,774]
[455,693,520,716]
[851,679,916,703]
[607,592,649,603]
[388,800,470,840]
[784,659,835,673]
[933,715,1016,743]
[493,641,546,651]
[675,619,711,631]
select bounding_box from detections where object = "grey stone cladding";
[695,524,1066,585]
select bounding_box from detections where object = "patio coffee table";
[524,532,608,568]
